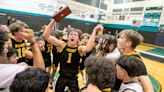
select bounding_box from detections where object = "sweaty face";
[68,31,79,46]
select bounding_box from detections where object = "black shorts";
[55,76,79,92]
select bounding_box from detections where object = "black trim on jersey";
[42,41,53,67]
[52,45,60,67]
[10,37,26,63]
[79,51,91,70]
[123,88,136,92]
[124,81,137,84]
[58,44,82,79]
[0,88,5,91]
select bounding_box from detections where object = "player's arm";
[23,29,45,70]
[25,49,33,59]
[137,60,154,92]
[138,75,154,92]
[80,25,103,54]
[43,19,64,47]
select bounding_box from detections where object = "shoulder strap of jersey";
[57,42,67,53]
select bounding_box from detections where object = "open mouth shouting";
[71,38,74,41]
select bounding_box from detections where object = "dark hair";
[117,56,145,77]
[9,21,29,35]
[85,56,116,90]
[118,30,144,48]
[0,31,9,55]
[96,35,117,56]
[103,35,117,52]
[10,68,50,92]
[7,47,18,58]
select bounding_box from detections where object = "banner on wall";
[142,12,161,27]
[0,0,63,15]
[132,20,142,28]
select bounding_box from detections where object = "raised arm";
[81,25,103,54]
[43,19,64,47]
[23,29,45,70]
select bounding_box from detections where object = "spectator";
[81,56,116,92]
[116,56,144,92]
[10,68,49,92]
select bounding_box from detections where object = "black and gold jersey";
[57,43,83,79]
[42,41,53,67]
[123,51,141,59]
[52,45,60,67]
[10,37,26,63]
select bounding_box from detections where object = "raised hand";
[93,24,104,34]
[22,29,36,43]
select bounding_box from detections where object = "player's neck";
[123,76,138,84]
[122,47,134,55]
[14,35,23,42]
[68,42,78,48]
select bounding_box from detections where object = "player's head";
[116,56,144,80]
[9,21,29,40]
[7,47,18,64]
[0,28,9,63]
[85,56,116,90]
[10,68,50,92]
[67,28,82,46]
[117,30,144,50]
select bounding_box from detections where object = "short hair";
[0,24,10,33]
[7,47,18,59]
[85,56,116,90]
[0,31,9,55]
[81,33,90,39]
[117,56,145,77]
[68,28,83,40]
[119,30,144,48]
[10,68,50,92]
[36,36,44,42]
[103,35,117,52]
[9,21,29,35]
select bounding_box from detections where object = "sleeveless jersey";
[10,37,26,63]
[119,82,143,92]
[57,43,83,79]
[42,41,53,67]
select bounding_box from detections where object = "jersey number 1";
[67,53,72,63]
